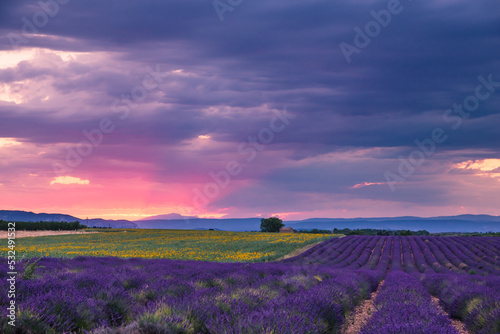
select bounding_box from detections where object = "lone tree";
[260,217,284,232]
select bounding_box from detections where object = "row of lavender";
[423,273,500,334]
[286,235,500,275]
[358,269,500,334]
[359,272,460,334]
[287,236,500,334]
[0,257,380,333]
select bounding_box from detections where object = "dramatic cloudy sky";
[0,0,499,220]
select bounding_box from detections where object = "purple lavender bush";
[423,273,500,334]
[0,256,378,333]
[359,271,459,334]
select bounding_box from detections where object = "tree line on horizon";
[0,220,85,231]
[259,217,432,235]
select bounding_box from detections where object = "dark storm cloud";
[2,0,499,124]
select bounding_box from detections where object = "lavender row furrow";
[329,236,373,267]
[414,236,448,273]
[390,237,402,271]
[441,237,499,275]
[408,236,432,273]
[427,237,467,272]
[374,236,393,273]
[344,236,380,269]
[359,271,459,334]
[423,273,500,334]
[401,236,419,274]
[360,236,387,270]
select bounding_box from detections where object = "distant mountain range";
[0,210,137,228]
[1,210,500,232]
[137,213,199,221]
[286,216,500,233]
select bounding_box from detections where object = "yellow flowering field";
[5,229,339,262]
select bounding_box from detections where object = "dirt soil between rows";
[431,296,470,334]
[342,280,384,334]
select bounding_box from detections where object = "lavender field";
[2,236,500,333]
